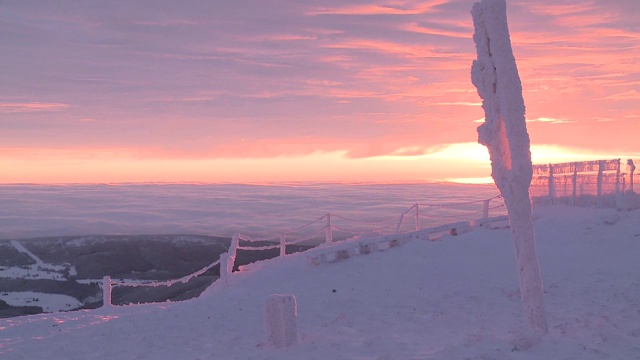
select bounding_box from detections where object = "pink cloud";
[307,1,448,16]
[596,89,640,101]
[0,102,70,113]
[399,22,471,39]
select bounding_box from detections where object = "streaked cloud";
[526,117,576,124]
[306,1,448,16]
[596,90,640,101]
[0,102,70,113]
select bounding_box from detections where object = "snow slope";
[1,205,639,359]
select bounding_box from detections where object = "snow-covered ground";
[1,204,639,359]
[0,292,82,313]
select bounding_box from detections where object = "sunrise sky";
[1,0,638,184]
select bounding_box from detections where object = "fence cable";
[112,258,221,288]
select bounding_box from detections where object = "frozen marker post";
[265,294,298,348]
[102,276,112,307]
[471,0,548,338]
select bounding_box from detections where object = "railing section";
[531,158,637,206]
[100,195,506,307]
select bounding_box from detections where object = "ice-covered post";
[102,276,112,307]
[597,160,605,207]
[280,233,286,257]
[571,163,578,205]
[325,214,333,243]
[219,253,230,285]
[220,234,239,285]
[548,164,556,204]
[628,159,636,192]
[415,203,420,231]
[265,294,298,348]
[615,159,621,194]
[471,0,548,338]
[482,199,491,219]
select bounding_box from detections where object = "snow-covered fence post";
[597,160,605,207]
[220,253,230,285]
[220,234,239,285]
[615,159,621,194]
[548,164,556,204]
[102,276,112,307]
[265,294,298,348]
[482,199,491,219]
[415,203,420,231]
[571,163,578,205]
[280,233,286,257]
[325,214,333,244]
[471,0,548,338]
[628,159,636,192]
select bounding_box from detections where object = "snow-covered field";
[0,292,82,313]
[1,204,639,359]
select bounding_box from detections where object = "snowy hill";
[1,205,639,359]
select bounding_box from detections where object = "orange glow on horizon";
[2,143,635,185]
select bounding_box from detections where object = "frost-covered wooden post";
[482,199,491,219]
[471,0,548,337]
[571,163,578,205]
[265,294,298,348]
[102,276,112,307]
[628,159,636,192]
[325,214,333,243]
[228,233,239,274]
[280,233,286,257]
[220,253,230,285]
[548,164,556,204]
[220,234,239,285]
[597,160,605,207]
[615,159,621,194]
[415,203,420,231]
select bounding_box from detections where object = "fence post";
[615,159,621,194]
[415,203,420,231]
[483,199,491,219]
[571,162,578,205]
[102,275,112,307]
[220,253,229,285]
[280,233,286,257]
[548,164,555,204]
[325,214,333,244]
[227,234,239,275]
[597,160,605,207]
[628,159,636,192]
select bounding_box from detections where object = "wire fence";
[530,158,638,207]
[100,194,507,307]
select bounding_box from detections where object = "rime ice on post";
[265,294,298,348]
[102,276,112,307]
[470,0,548,337]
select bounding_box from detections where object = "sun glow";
[2,142,626,185]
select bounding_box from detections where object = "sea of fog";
[0,183,504,240]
